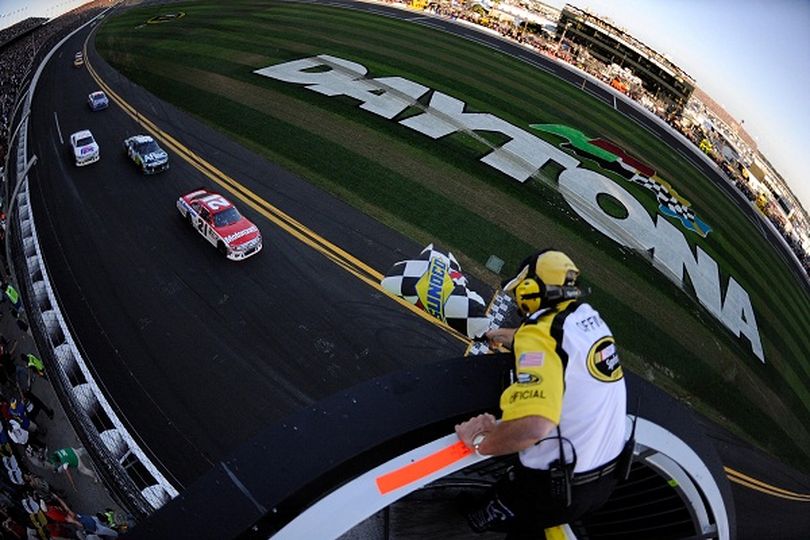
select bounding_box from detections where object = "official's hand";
[486,328,516,351]
[455,413,497,448]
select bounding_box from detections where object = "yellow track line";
[82,36,469,346]
[725,467,810,501]
[727,475,810,502]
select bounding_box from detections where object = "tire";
[186,214,194,228]
[217,242,228,257]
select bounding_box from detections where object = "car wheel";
[217,242,228,257]
[187,214,194,228]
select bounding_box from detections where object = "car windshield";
[135,141,160,154]
[77,136,94,147]
[214,207,241,227]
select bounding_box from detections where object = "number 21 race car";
[176,189,262,260]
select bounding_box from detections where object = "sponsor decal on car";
[224,226,258,244]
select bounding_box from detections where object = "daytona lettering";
[256,55,765,362]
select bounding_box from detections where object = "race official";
[456,250,627,538]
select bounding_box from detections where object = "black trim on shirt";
[549,301,581,372]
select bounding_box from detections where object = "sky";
[2,1,809,212]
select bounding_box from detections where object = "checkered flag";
[381,244,490,339]
[468,291,521,356]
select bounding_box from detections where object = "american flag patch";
[519,352,544,367]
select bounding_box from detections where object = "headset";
[508,249,588,315]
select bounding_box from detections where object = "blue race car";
[88,91,109,111]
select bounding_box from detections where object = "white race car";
[176,189,262,260]
[69,130,100,166]
[88,90,109,111]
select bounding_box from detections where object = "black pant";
[486,463,618,539]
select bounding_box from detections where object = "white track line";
[53,111,63,144]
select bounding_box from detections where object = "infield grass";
[95,0,810,471]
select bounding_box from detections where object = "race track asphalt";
[27,17,467,488]
[22,2,810,537]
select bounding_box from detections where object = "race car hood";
[74,142,99,157]
[216,220,261,247]
[143,150,168,164]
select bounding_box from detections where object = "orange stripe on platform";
[376,441,472,495]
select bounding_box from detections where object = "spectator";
[7,418,30,446]
[0,421,12,458]
[41,493,76,539]
[19,491,48,540]
[21,390,54,421]
[68,511,119,539]
[23,444,49,472]
[55,494,120,539]
[8,397,38,433]
[17,353,46,391]
[49,447,99,490]
[23,472,52,500]
[0,282,21,317]
[1,506,27,539]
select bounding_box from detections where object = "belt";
[570,455,620,486]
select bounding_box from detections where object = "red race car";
[176,189,262,260]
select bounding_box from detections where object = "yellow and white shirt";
[499,300,626,473]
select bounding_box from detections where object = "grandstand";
[0,17,47,48]
[557,4,695,113]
